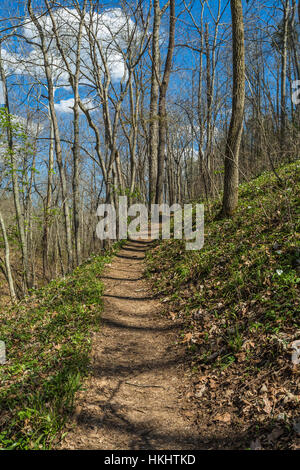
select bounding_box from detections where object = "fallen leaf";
[214,412,231,423]
[263,397,272,414]
[182,333,193,343]
[195,385,206,398]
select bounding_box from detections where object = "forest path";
[60,238,201,450]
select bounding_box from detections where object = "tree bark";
[0,48,30,292]
[155,0,176,205]
[148,0,161,205]
[28,0,74,272]
[280,0,289,153]
[220,0,245,217]
[0,210,17,302]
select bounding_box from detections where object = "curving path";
[60,238,200,450]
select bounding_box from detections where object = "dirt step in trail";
[60,239,200,450]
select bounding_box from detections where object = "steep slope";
[0,246,119,449]
[146,162,300,449]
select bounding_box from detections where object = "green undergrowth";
[146,162,300,448]
[0,242,123,450]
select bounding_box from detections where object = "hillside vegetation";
[146,162,300,449]
[0,163,299,450]
[0,244,122,449]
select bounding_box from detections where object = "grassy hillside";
[0,162,299,450]
[146,162,300,449]
[0,244,122,450]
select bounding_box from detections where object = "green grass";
[146,162,300,447]
[0,243,122,450]
[147,162,299,339]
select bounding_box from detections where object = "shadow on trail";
[93,351,186,377]
[77,404,202,450]
[101,276,144,282]
[76,400,259,450]
[75,371,256,450]
[103,294,153,301]
[120,246,150,253]
[127,239,154,246]
[100,316,178,333]
[115,254,146,260]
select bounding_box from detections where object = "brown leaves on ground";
[148,254,299,449]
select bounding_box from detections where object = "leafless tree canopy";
[0,0,299,300]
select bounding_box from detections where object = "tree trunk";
[280,0,289,153]
[155,0,176,205]
[43,118,54,279]
[0,210,17,302]
[220,0,245,217]
[148,0,161,205]
[28,0,74,272]
[0,49,30,292]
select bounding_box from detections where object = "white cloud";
[54,98,74,114]
[2,7,135,85]
[54,97,95,114]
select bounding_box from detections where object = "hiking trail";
[61,238,200,450]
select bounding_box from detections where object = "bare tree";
[220,0,245,217]
[155,0,176,205]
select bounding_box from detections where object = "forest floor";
[146,162,300,450]
[60,238,202,450]
[1,162,299,450]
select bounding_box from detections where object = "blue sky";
[0,0,296,181]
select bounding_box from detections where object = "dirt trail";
[61,238,200,450]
